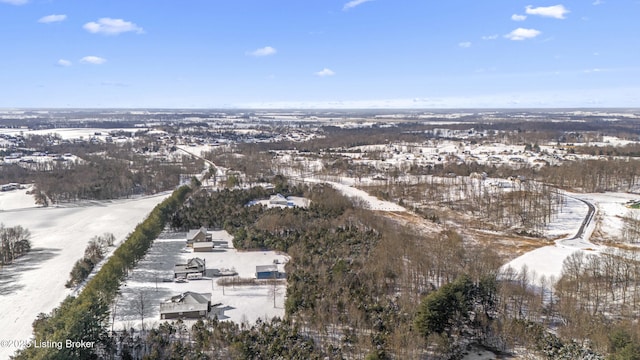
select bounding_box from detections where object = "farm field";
[0,190,170,359]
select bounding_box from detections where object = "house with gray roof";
[186,227,208,246]
[174,257,206,279]
[160,292,211,320]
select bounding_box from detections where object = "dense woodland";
[155,183,640,359]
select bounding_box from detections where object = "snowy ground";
[298,176,407,212]
[113,230,288,332]
[503,191,640,286]
[545,195,589,239]
[0,191,170,359]
[583,192,640,240]
[0,127,145,140]
[249,196,310,209]
[461,345,507,360]
[0,185,38,211]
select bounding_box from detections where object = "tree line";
[65,233,115,288]
[14,185,192,359]
[1,133,203,205]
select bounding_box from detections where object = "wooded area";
[0,224,31,265]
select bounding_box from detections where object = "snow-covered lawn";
[113,230,288,332]
[0,191,170,359]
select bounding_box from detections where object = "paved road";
[556,194,598,249]
[569,196,596,240]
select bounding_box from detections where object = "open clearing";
[0,190,170,359]
[113,230,288,332]
[503,192,640,285]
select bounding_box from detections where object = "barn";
[255,264,279,280]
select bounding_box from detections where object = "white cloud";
[593,0,604,5]
[482,34,499,40]
[458,42,471,48]
[83,18,144,35]
[57,59,72,67]
[248,46,277,57]
[511,14,527,21]
[0,0,28,5]
[38,14,67,23]
[583,68,612,73]
[315,68,335,77]
[525,5,570,19]
[504,28,542,41]
[101,81,128,87]
[343,0,373,11]
[80,56,107,65]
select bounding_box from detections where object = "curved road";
[556,193,597,249]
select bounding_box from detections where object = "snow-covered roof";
[256,264,278,273]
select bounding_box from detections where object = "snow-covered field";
[0,190,170,359]
[0,185,38,211]
[545,195,589,239]
[503,191,640,286]
[584,192,640,240]
[0,127,145,140]
[299,177,407,212]
[114,230,288,331]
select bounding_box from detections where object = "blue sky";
[0,0,638,108]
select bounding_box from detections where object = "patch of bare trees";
[365,176,563,235]
[0,224,31,265]
[554,248,640,353]
[621,210,640,243]
[539,158,640,192]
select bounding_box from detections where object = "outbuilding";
[193,242,214,252]
[255,264,279,280]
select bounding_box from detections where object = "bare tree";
[267,275,282,308]
[132,291,149,332]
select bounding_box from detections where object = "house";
[174,257,206,279]
[269,193,288,206]
[256,264,279,279]
[186,227,208,246]
[193,241,214,252]
[159,292,211,320]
